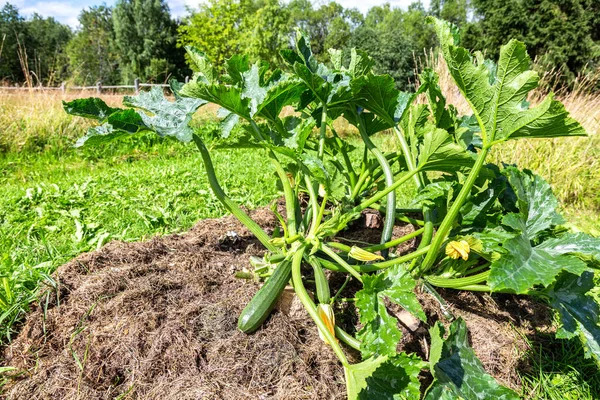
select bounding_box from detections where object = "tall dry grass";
[426,56,600,218]
[0,91,220,154]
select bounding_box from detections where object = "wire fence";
[0,77,191,94]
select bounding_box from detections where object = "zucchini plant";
[64,17,600,399]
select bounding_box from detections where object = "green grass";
[519,335,600,399]
[0,133,280,339]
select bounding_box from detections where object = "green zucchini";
[238,259,291,333]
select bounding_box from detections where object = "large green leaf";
[426,318,519,399]
[63,97,120,121]
[429,17,586,145]
[417,128,475,172]
[345,353,424,400]
[502,167,564,238]
[355,265,425,358]
[486,168,600,293]
[124,86,206,142]
[66,83,205,147]
[351,74,401,127]
[489,229,600,294]
[255,77,306,123]
[181,81,251,120]
[185,46,216,83]
[545,271,600,366]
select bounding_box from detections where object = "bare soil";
[1,208,552,399]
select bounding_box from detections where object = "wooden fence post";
[134,78,140,94]
[61,82,66,94]
[96,81,102,94]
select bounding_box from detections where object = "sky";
[2,0,429,28]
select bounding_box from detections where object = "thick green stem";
[366,246,430,271]
[353,169,420,212]
[291,246,349,366]
[357,116,395,254]
[370,203,425,226]
[250,120,298,236]
[365,227,425,252]
[193,135,277,253]
[417,146,490,275]
[335,326,361,351]
[318,104,328,159]
[393,126,435,264]
[329,122,357,188]
[320,244,363,282]
[426,271,490,289]
[304,176,320,235]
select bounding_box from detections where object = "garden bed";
[2,209,552,399]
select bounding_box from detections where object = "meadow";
[0,76,599,397]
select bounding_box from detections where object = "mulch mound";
[1,208,552,399]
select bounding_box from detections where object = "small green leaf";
[426,318,519,399]
[417,128,474,172]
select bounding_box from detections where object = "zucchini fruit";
[237,259,292,333]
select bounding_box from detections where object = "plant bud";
[348,246,384,262]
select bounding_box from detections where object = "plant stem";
[416,146,490,276]
[250,120,297,236]
[320,244,363,282]
[356,114,395,255]
[331,275,351,304]
[335,326,361,351]
[291,246,349,366]
[364,227,425,252]
[370,203,426,226]
[328,122,357,188]
[318,104,328,159]
[393,126,435,267]
[353,169,420,212]
[192,135,277,253]
[304,175,320,235]
[425,270,490,289]
[365,246,430,271]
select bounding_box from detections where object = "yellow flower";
[348,246,384,262]
[317,304,337,345]
[446,240,470,260]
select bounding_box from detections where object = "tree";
[25,14,72,85]
[67,6,119,85]
[463,0,600,85]
[243,0,292,66]
[178,0,254,68]
[349,3,434,90]
[113,0,183,83]
[0,3,27,82]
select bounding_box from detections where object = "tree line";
[1,0,599,89]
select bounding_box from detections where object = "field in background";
[1,83,599,397]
